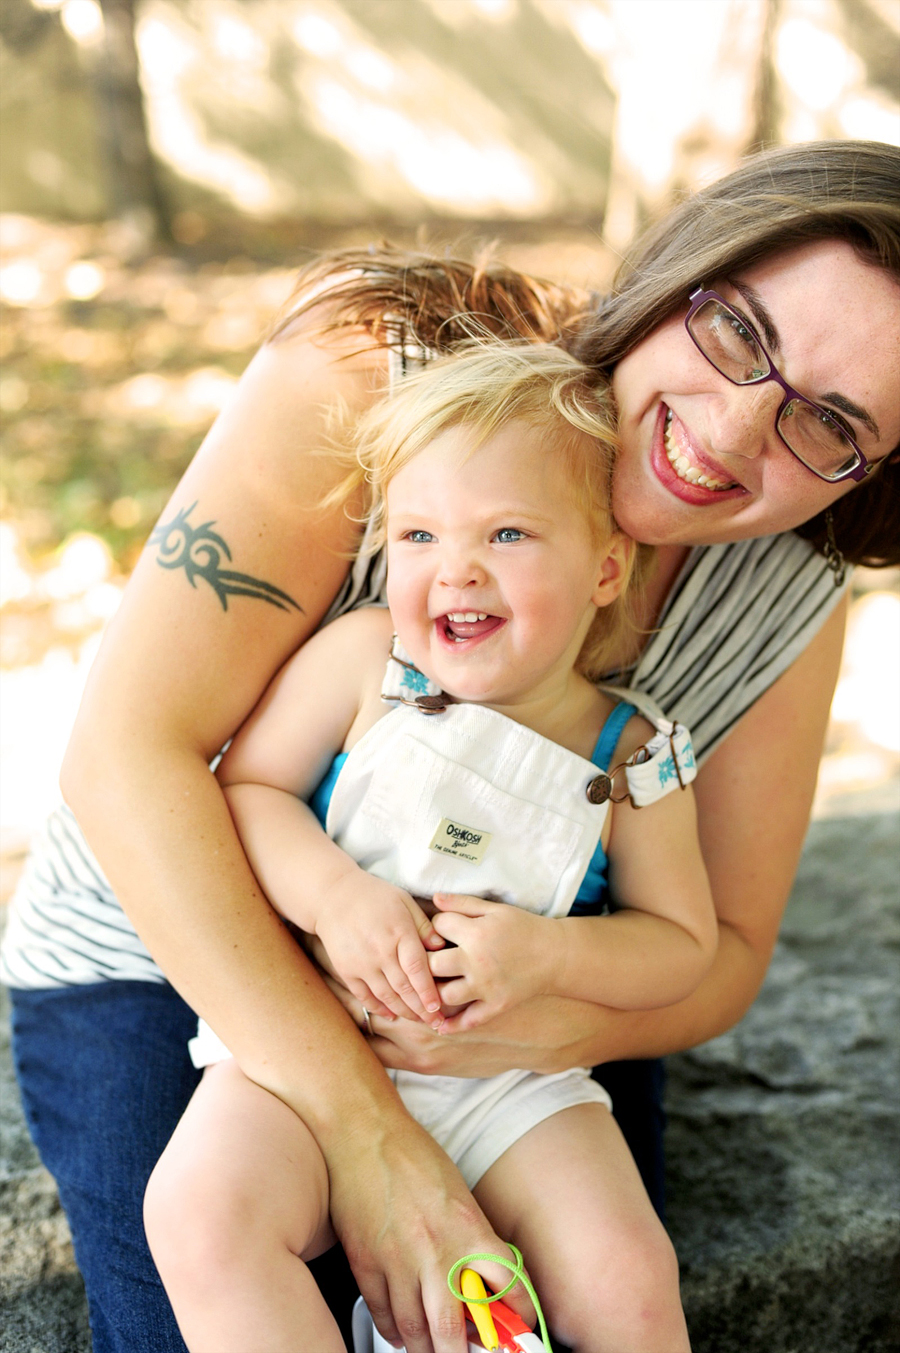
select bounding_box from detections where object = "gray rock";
[668,812,900,1352]
[1,813,898,1351]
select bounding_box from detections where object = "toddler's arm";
[217,608,444,1025]
[430,722,717,1031]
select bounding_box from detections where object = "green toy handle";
[447,1245,552,1350]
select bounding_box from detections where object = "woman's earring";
[823,508,846,588]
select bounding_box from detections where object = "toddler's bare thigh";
[472,1105,678,1324]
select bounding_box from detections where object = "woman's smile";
[650,405,747,505]
[662,409,741,491]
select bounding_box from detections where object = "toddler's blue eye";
[494,527,525,543]
[406,530,434,543]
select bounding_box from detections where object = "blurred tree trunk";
[0,0,55,53]
[745,0,782,153]
[93,0,170,246]
[835,0,900,103]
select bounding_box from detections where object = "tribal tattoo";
[148,503,302,613]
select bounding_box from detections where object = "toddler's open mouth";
[440,612,504,643]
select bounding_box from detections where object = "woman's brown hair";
[272,140,900,567]
[270,245,590,352]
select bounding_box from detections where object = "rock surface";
[668,811,900,1353]
[2,813,898,1352]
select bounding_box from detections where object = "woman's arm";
[358,597,847,1074]
[59,322,533,1351]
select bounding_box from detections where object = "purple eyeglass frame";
[684,286,873,484]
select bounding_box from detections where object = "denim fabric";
[10,980,665,1350]
[10,981,201,1353]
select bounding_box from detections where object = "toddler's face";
[384,419,625,710]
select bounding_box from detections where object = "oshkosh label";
[428,817,492,864]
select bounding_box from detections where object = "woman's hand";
[325,1108,537,1353]
[317,951,608,1077]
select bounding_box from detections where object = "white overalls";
[191,646,696,1187]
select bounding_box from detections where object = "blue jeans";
[10,979,665,1352]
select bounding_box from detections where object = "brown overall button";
[586,773,612,804]
[416,694,449,713]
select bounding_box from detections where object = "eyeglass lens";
[688,298,861,481]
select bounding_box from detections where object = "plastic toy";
[351,1293,547,1353]
[460,1269,502,1348]
[350,1246,551,1353]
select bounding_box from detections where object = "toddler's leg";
[144,1057,342,1353]
[473,1104,689,1353]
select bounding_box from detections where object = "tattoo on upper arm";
[148,504,302,613]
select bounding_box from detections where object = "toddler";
[145,344,716,1353]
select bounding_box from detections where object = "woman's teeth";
[664,410,735,490]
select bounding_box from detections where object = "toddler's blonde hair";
[338,343,651,678]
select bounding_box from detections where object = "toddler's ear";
[592,531,634,607]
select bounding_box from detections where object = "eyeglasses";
[684,287,873,483]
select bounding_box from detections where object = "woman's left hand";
[373,993,608,1076]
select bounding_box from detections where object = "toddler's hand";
[428,893,556,1032]
[315,873,445,1026]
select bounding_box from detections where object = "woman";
[4,139,899,1353]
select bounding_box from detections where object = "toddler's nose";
[436,548,488,589]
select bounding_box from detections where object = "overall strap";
[599,683,676,734]
[593,686,697,808]
[590,701,638,772]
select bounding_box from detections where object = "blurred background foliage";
[0,1,897,843]
[1,0,898,579]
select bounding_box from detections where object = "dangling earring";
[823,507,846,588]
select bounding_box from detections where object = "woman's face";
[610,240,900,547]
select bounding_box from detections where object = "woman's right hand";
[325,1105,536,1352]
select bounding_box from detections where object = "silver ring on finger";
[361,1007,374,1037]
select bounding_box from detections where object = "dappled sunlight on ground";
[0,215,297,569]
